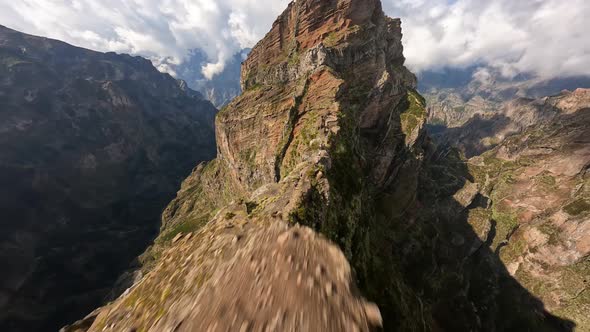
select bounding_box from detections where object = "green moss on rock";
[563,199,590,216]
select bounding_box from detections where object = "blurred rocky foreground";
[66,221,383,332]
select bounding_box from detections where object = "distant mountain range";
[420,66,590,126]
[419,66,590,100]
[169,52,590,116]
[418,66,590,155]
[166,49,250,108]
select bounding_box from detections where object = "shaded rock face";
[73,0,428,330]
[0,25,217,332]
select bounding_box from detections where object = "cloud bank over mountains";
[383,0,590,79]
[1,0,588,80]
[0,0,291,78]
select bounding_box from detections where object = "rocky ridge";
[70,0,429,330]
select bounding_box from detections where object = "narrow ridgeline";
[68,0,428,330]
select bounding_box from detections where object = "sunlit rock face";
[0,25,217,332]
[460,89,590,328]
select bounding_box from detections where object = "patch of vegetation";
[158,214,210,243]
[552,257,590,328]
[491,208,519,250]
[288,184,325,229]
[467,207,492,241]
[324,31,340,48]
[224,212,236,220]
[400,89,427,138]
[323,25,362,48]
[513,268,554,310]
[538,222,562,246]
[239,147,257,168]
[288,50,300,66]
[499,232,527,263]
[247,82,263,91]
[245,201,258,215]
[563,199,590,216]
[516,156,536,167]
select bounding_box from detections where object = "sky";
[0,0,589,80]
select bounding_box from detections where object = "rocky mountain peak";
[553,87,590,114]
[217,0,419,196]
[241,0,413,91]
[69,0,432,330]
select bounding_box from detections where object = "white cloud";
[0,0,290,78]
[0,0,588,80]
[383,0,590,79]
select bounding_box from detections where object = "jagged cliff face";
[157,0,424,244]
[73,0,429,330]
[0,26,217,332]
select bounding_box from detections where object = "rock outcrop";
[0,25,217,332]
[71,0,428,330]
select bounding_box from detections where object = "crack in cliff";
[274,78,311,182]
